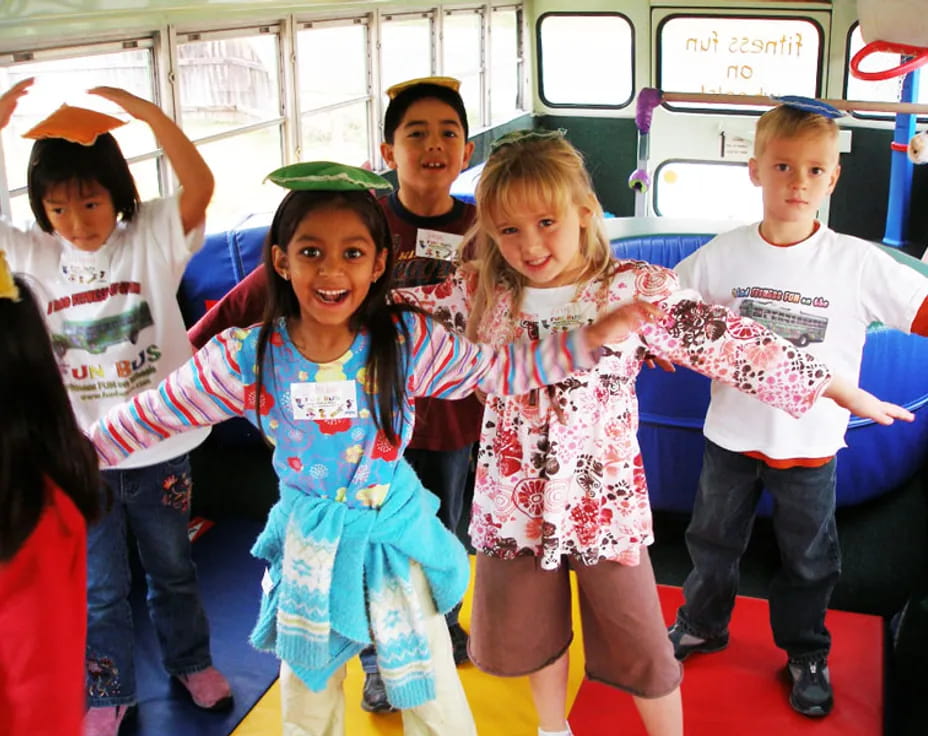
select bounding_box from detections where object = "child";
[85,161,668,735]
[668,103,928,718]
[391,128,912,736]
[0,80,231,735]
[0,256,103,736]
[187,76,481,710]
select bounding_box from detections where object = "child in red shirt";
[0,252,104,736]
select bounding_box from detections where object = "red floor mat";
[568,585,882,735]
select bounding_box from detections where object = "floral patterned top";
[395,261,831,568]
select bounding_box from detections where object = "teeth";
[423,162,444,168]
[316,289,348,302]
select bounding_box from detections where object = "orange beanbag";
[23,104,125,146]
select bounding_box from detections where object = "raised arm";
[88,86,214,235]
[0,77,33,130]
[89,330,247,466]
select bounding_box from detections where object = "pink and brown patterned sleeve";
[641,289,832,419]
[391,268,473,335]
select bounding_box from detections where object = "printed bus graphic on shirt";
[739,298,828,347]
[51,301,154,357]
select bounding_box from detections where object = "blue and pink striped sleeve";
[407,312,596,399]
[89,330,248,466]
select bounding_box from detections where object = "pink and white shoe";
[176,666,233,710]
[83,705,129,736]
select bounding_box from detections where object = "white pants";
[279,563,477,736]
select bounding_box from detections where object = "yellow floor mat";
[231,557,586,735]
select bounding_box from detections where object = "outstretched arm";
[409,300,665,399]
[0,77,33,130]
[88,86,214,235]
[89,330,246,466]
[823,374,914,425]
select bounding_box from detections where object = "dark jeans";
[676,439,840,661]
[86,454,212,706]
[360,444,473,674]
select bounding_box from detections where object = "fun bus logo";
[51,301,154,358]
[738,298,828,347]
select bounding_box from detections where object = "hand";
[474,387,487,405]
[584,300,666,350]
[0,77,33,129]
[643,351,675,372]
[823,375,914,425]
[87,86,158,120]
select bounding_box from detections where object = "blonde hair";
[466,131,614,339]
[754,105,839,158]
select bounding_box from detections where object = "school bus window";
[444,7,484,129]
[0,45,156,198]
[177,29,284,232]
[490,6,523,125]
[845,24,928,118]
[653,160,762,221]
[381,13,433,94]
[297,21,372,167]
[537,13,633,109]
[658,15,821,110]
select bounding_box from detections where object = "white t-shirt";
[675,223,928,458]
[2,194,210,468]
[520,284,598,337]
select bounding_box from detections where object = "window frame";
[654,11,827,116]
[535,10,635,111]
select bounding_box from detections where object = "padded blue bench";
[179,216,270,446]
[178,214,271,328]
[606,217,928,515]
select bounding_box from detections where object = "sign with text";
[659,16,821,107]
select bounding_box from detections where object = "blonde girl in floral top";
[393,130,912,736]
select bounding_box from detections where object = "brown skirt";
[468,548,682,698]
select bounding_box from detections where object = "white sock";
[538,726,572,736]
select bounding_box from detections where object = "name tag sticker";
[290,380,358,421]
[416,228,463,262]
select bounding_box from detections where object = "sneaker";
[176,666,233,711]
[448,622,470,666]
[786,657,833,717]
[667,622,729,661]
[83,705,130,736]
[361,671,396,713]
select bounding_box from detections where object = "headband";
[385,76,461,100]
[23,104,126,146]
[0,250,20,301]
[489,128,567,152]
[265,161,394,192]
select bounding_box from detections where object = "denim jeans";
[676,439,840,661]
[85,454,212,706]
[360,445,473,674]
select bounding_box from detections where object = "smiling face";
[41,179,118,252]
[490,187,592,288]
[271,206,387,344]
[380,97,474,202]
[749,131,840,243]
